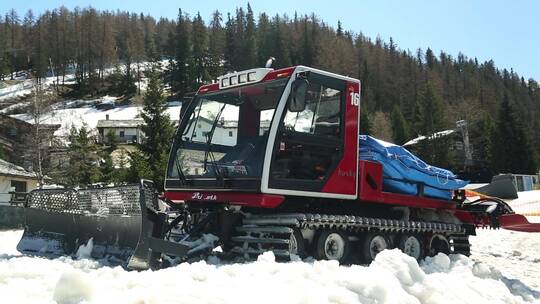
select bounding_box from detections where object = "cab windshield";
[167,78,289,183]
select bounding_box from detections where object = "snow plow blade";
[499,214,540,232]
[17,183,146,265]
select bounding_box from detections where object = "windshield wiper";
[174,148,187,185]
[203,104,226,185]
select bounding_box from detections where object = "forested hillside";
[0,4,538,174]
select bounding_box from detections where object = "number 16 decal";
[350,92,360,106]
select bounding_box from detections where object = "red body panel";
[453,210,482,226]
[499,214,540,232]
[321,81,359,196]
[455,210,540,232]
[165,160,456,211]
[358,160,456,210]
[164,191,285,208]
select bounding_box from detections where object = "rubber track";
[243,213,466,234]
[234,213,471,258]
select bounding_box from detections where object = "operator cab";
[165,66,360,200]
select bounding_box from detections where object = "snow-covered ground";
[0,60,169,105]
[11,102,182,137]
[0,74,77,103]
[2,61,180,138]
[1,227,539,304]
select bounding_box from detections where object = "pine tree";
[478,113,495,167]
[300,16,316,66]
[490,94,538,174]
[390,105,410,144]
[336,20,343,37]
[224,13,236,71]
[169,9,192,97]
[127,150,151,183]
[100,152,115,183]
[106,129,118,149]
[192,12,209,87]
[139,66,176,190]
[417,82,448,165]
[272,15,291,68]
[67,125,101,186]
[143,15,158,61]
[242,3,257,69]
[208,10,225,78]
[112,148,130,183]
[256,13,273,65]
[360,108,372,135]
[371,111,393,141]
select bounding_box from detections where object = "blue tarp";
[359,135,468,200]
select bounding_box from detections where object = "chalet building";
[0,158,40,204]
[97,115,144,145]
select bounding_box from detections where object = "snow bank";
[1,229,539,303]
[470,219,540,291]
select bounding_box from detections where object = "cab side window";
[270,75,345,190]
[282,84,341,137]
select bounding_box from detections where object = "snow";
[75,238,94,260]
[1,227,539,304]
[509,191,540,216]
[11,102,182,137]
[0,79,34,101]
[0,158,38,179]
[404,130,456,146]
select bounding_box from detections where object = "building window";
[119,131,125,137]
[11,180,27,193]
[229,131,233,137]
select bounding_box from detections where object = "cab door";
[264,70,359,199]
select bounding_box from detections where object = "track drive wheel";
[361,232,389,264]
[289,228,307,259]
[428,234,450,256]
[315,230,350,263]
[397,234,424,261]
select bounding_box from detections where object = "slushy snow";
[1,228,539,304]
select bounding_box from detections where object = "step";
[230,247,290,257]
[231,236,290,245]
[236,226,293,234]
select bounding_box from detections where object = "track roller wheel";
[361,232,389,264]
[315,230,350,263]
[428,234,450,256]
[397,234,424,261]
[289,228,307,259]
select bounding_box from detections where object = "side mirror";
[289,78,308,112]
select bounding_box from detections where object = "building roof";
[97,119,144,128]
[0,158,39,179]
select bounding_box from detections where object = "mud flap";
[17,184,144,266]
